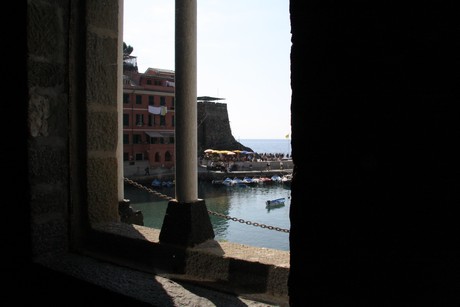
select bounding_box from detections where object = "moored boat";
[151,179,162,187]
[266,197,286,207]
[281,174,292,187]
[242,176,256,185]
[259,176,273,184]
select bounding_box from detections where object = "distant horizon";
[238,138,291,140]
[238,138,291,155]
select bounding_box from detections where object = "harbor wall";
[124,160,293,184]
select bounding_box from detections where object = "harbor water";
[125,139,292,251]
[125,180,291,251]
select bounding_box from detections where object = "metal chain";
[207,211,290,233]
[124,177,175,201]
[123,177,290,233]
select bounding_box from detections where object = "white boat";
[231,177,247,187]
[271,175,283,183]
[222,177,234,186]
[281,174,292,187]
[266,197,286,207]
[242,177,256,184]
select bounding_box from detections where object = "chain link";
[124,177,290,233]
[124,177,175,201]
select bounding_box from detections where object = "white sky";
[123,0,291,140]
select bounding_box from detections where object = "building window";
[148,114,153,126]
[136,94,142,104]
[123,152,129,161]
[136,114,144,126]
[147,79,152,85]
[172,115,175,127]
[171,97,175,109]
[160,116,165,126]
[165,151,173,162]
[123,113,129,126]
[148,95,154,105]
[135,153,143,161]
[133,134,142,144]
[123,93,129,104]
[123,134,129,144]
[160,96,166,106]
[155,152,161,162]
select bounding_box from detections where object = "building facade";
[123,57,175,169]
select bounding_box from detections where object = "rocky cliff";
[197,98,252,153]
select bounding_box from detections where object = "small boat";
[151,179,162,187]
[232,177,247,187]
[212,179,224,185]
[271,175,283,183]
[259,176,273,184]
[222,177,234,186]
[266,197,286,207]
[161,180,174,188]
[281,174,292,187]
[242,177,256,185]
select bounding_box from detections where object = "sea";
[126,138,292,251]
[239,138,291,157]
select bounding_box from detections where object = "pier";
[124,159,293,183]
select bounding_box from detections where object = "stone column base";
[159,199,215,247]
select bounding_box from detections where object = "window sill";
[63,222,290,303]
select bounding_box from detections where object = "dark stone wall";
[289,1,460,306]
[197,101,252,152]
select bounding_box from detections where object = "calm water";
[126,181,291,251]
[126,138,292,251]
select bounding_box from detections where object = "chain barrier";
[124,177,290,233]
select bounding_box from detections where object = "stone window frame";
[34,1,290,302]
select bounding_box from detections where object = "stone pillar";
[174,0,198,202]
[160,0,214,247]
[160,199,214,247]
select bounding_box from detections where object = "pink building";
[123,57,175,169]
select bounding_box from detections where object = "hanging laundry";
[148,106,161,115]
[160,106,168,116]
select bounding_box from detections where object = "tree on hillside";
[123,42,134,59]
[123,42,137,71]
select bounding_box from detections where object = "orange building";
[123,57,175,169]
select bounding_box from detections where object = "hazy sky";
[123,0,291,140]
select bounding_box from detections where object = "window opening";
[122,1,291,249]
